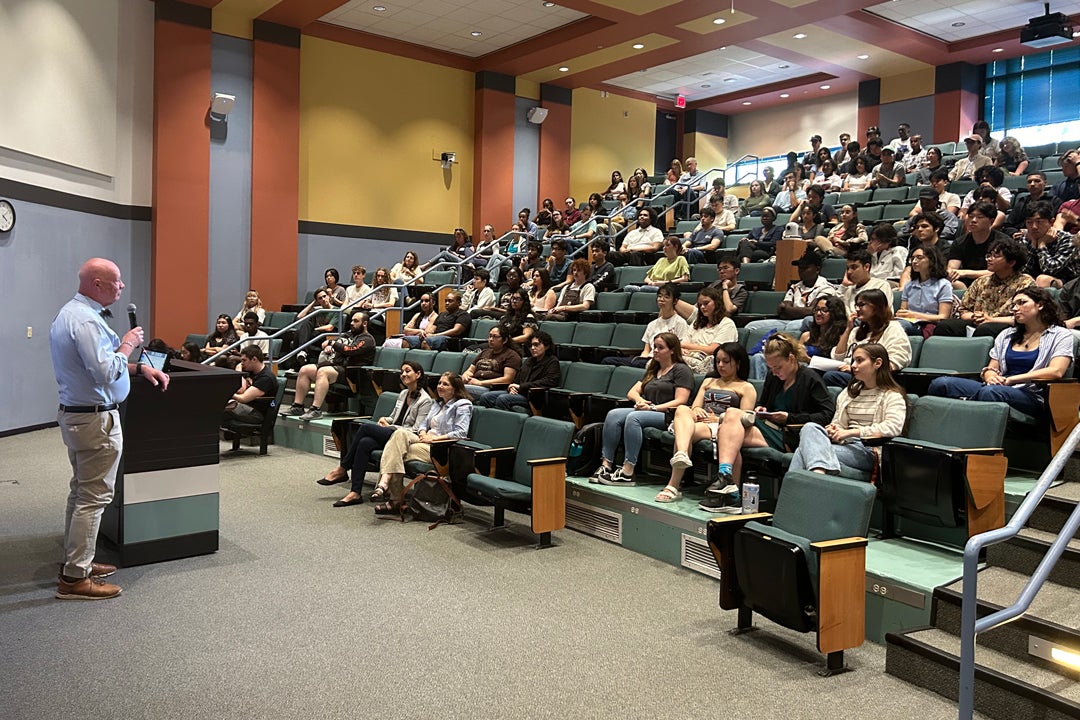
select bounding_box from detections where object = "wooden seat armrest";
[862,435,893,447]
[527,456,568,467]
[810,537,869,553]
[707,512,772,528]
[530,458,567,534]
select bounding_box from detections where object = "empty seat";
[738,216,762,231]
[867,187,908,205]
[837,190,871,207]
[739,263,775,291]
[856,204,884,222]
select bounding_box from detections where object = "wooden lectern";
[774,238,808,291]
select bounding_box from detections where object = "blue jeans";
[602,408,666,467]
[789,422,876,475]
[624,285,659,293]
[602,355,649,368]
[476,390,529,411]
[744,317,812,337]
[823,370,852,387]
[928,376,1044,417]
[403,334,451,350]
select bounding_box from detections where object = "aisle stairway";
[885,480,1080,719]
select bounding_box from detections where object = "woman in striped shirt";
[789,343,907,476]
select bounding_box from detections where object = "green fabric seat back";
[376,347,408,370]
[906,395,1009,448]
[563,363,614,392]
[609,323,646,348]
[837,190,871,206]
[570,322,614,346]
[512,417,575,488]
[430,351,465,376]
[675,220,698,235]
[404,349,437,370]
[627,292,660,312]
[468,407,527,449]
[365,392,400,421]
[690,264,718,283]
[739,263,775,287]
[468,318,498,341]
[606,366,643,397]
[857,204,884,222]
[743,324,776,352]
[907,334,923,366]
[615,266,649,286]
[881,205,911,221]
[185,333,208,348]
[539,321,576,344]
[425,270,456,286]
[820,257,846,282]
[913,336,993,374]
[744,291,785,315]
[873,187,907,204]
[594,292,630,312]
[737,216,762,231]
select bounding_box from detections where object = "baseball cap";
[880,146,895,155]
[964,134,983,144]
[793,250,822,268]
[918,187,938,200]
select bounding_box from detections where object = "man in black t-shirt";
[222,345,278,429]
[420,292,472,350]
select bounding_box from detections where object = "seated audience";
[871,147,906,188]
[761,166,781,199]
[658,343,756,503]
[477,330,561,412]
[896,245,954,336]
[972,120,1000,160]
[237,311,269,356]
[546,239,573,287]
[930,286,1072,418]
[823,288,911,386]
[789,344,907,475]
[1020,200,1079,288]
[748,295,848,379]
[948,201,1013,288]
[317,361,433,507]
[518,241,545,276]
[1005,172,1061,236]
[737,207,784,263]
[706,192,738,233]
[527,268,558,316]
[371,372,472,515]
[421,229,473,276]
[744,250,836,335]
[603,170,626,200]
[813,158,843,192]
[402,291,471,350]
[906,134,929,170]
[203,313,239,360]
[673,157,708,220]
[935,237,1035,337]
[867,222,908,283]
[179,342,201,363]
[813,204,867,257]
[699,333,835,513]
[294,287,337,358]
[838,249,893,315]
[675,287,738,375]
[472,267,523,318]
[323,268,346,306]
[665,159,682,186]
[564,197,581,226]
[233,289,265,333]
[603,284,689,368]
[221,345,278,432]
[682,207,725,264]
[498,289,539,345]
[548,259,596,320]
[899,186,960,249]
[996,136,1029,176]
[343,266,372,308]
[950,134,992,181]
[1054,150,1079,202]
[742,180,771,216]
[461,325,521,400]
[610,207,664,266]
[386,293,438,348]
[588,241,616,289]
[773,172,807,213]
[842,155,872,191]
[390,251,422,286]
[285,311,375,421]
[958,167,1011,223]
[562,205,598,252]
[459,268,495,311]
[625,236,689,292]
[358,267,399,313]
[915,146,947,185]
[591,333,694,487]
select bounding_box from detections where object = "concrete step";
[986,527,1080,591]
[885,626,1080,720]
[1028,484,1080,538]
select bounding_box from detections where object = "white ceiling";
[864,0,1080,43]
[606,46,812,101]
[319,0,588,57]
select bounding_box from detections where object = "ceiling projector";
[1020,3,1075,48]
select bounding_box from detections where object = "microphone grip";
[128,310,138,330]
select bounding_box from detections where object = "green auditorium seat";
[820,258,846,283]
[708,470,876,675]
[539,362,614,426]
[458,415,576,547]
[691,264,718,284]
[739,290,785,323]
[898,336,993,396]
[557,322,614,361]
[880,204,911,222]
[538,320,575,345]
[404,348,437,370]
[579,292,630,323]
[615,266,649,286]
[613,292,661,324]
[837,190,871,207]
[739,263,775,291]
[737,216,762,231]
[675,220,698,235]
[586,323,647,364]
[866,187,908,206]
[856,204,884,222]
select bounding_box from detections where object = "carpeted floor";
[0,428,985,720]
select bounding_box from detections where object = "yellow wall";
[880,68,936,104]
[569,88,656,202]
[299,37,475,232]
[684,132,728,178]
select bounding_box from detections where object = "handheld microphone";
[127,303,138,330]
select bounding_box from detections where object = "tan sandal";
[655,485,682,503]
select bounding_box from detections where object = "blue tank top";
[1004,346,1038,377]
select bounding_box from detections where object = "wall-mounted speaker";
[526,107,549,124]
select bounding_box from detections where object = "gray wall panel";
[513,96,541,224]
[208,33,253,326]
[879,96,936,145]
[0,200,150,432]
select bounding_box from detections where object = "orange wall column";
[933,63,982,146]
[151,1,212,345]
[473,72,516,239]
[250,21,300,311]
[537,84,572,208]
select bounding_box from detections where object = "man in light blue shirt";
[50,258,169,600]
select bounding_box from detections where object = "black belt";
[59,403,118,413]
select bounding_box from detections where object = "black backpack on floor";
[403,471,462,529]
[566,422,604,477]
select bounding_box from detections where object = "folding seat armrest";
[428,438,461,477]
[812,537,870,655]
[886,437,1002,455]
[810,537,869,553]
[861,435,893,447]
[528,457,569,535]
[473,446,517,479]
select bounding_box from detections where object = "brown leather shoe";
[90,562,117,578]
[56,576,122,600]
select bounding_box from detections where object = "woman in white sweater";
[790,344,907,475]
[823,288,911,387]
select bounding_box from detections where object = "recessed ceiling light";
[742,101,752,105]
[471,31,482,37]
[558,66,569,72]
[780,93,790,98]
[1073,30,1080,37]
[778,64,789,69]
[951,21,965,27]
[632,43,644,49]
[701,84,711,88]
[793,33,807,39]
[723,77,735,82]
[992,47,1004,52]
[543,1,555,6]
[819,84,831,90]
[373,5,386,10]
[857,54,869,60]
[712,18,726,25]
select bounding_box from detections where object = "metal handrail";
[957,420,1080,720]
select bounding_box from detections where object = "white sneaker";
[669,451,692,469]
